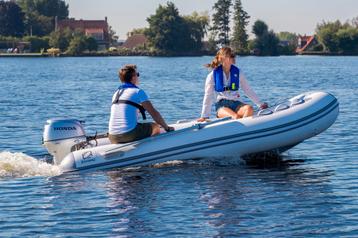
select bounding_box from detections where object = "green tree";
[16,0,34,35]
[277,31,298,44]
[85,36,98,52]
[33,0,68,20]
[252,20,268,37]
[211,0,232,46]
[0,1,25,37]
[252,20,279,56]
[231,0,250,53]
[16,0,36,17]
[50,28,98,53]
[127,28,147,37]
[316,20,342,52]
[146,2,207,54]
[17,0,68,19]
[16,0,68,36]
[336,26,358,54]
[183,12,209,52]
[49,27,72,51]
[261,31,279,55]
[23,35,50,52]
[316,19,358,54]
[66,35,87,55]
[27,12,53,36]
[64,30,99,55]
[146,2,182,53]
[251,20,268,54]
[352,17,358,27]
[206,32,219,52]
[108,26,119,45]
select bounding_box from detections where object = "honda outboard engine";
[43,119,86,165]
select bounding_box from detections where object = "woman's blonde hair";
[205,47,235,69]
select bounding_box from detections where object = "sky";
[66,0,358,40]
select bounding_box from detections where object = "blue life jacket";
[118,82,138,90]
[213,65,240,92]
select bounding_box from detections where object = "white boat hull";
[48,91,338,173]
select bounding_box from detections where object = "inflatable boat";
[43,91,339,173]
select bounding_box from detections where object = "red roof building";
[122,33,148,49]
[57,17,109,48]
[296,35,319,53]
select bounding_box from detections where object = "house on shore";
[296,35,321,54]
[57,17,110,50]
[121,33,148,50]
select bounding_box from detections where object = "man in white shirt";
[109,65,174,144]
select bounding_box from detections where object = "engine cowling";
[43,118,87,165]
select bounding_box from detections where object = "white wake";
[0,151,61,178]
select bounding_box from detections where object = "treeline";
[316,19,358,54]
[0,0,68,37]
[145,2,209,55]
[1,0,358,56]
[139,0,294,56]
[207,0,296,55]
[0,0,101,54]
[139,0,358,56]
[0,31,98,55]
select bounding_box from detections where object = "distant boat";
[43,91,339,173]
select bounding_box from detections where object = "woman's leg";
[236,104,254,118]
[217,107,239,119]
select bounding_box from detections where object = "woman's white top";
[109,88,149,135]
[200,70,263,118]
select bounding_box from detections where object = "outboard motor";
[43,119,86,165]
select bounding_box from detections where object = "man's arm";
[142,101,173,131]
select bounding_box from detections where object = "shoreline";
[1,52,357,58]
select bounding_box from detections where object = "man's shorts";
[109,122,153,144]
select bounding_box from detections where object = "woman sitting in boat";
[109,64,174,144]
[198,47,268,122]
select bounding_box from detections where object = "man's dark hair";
[119,64,137,83]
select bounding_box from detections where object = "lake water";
[0,56,357,237]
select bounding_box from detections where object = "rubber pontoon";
[43,91,339,172]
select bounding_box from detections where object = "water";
[0,56,357,237]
